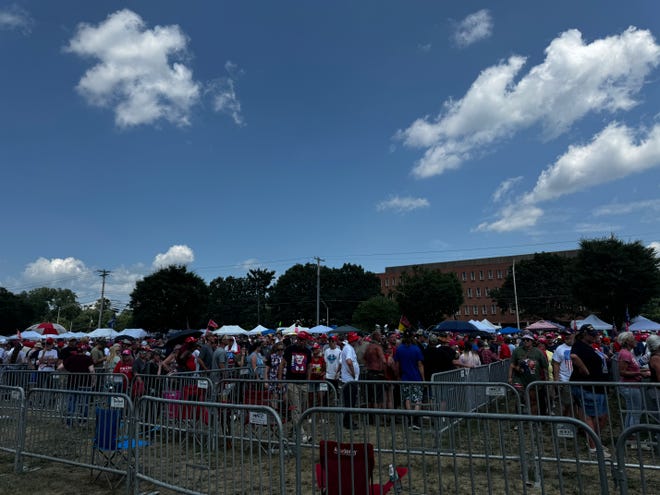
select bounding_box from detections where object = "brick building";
[376,250,578,326]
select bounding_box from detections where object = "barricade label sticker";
[113,376,124,383]
[485,386,505,397]
[249,411,268,425]
[556,424,575,438]
[240,368,249,375]
[319,383,328,392]
[10,390,20,400]
[111,396,125,408]
[197,380,208,389]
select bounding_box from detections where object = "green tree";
[246,268,276,327]
[269,263,319,326]
[573,237,660,326]
[352,295,400,332]
[491,253,577,321]
[395,267,463,328]
[130,265,209,332]
[208,275,253,326]
[0,287,34,335]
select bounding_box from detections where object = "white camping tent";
[629,315,660,332]
[213,325,248,336]
[308,325,334,334]
[570,314,613,332]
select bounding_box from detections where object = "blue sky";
[1,1,659,311]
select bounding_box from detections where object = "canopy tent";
[569,314,612,332]
[499,327,521,334]
[88,328,119,339]
[15,330,42,340]
[281,324,311,336]
[629,315,660,332]
[431,320,479,333]
[308,325,334,334]
[117,328,148,340]
[480,319,501,330]
[469,320,496,333]
[213,325,248,336]
[248,324,275,336]
[525,320,564,332]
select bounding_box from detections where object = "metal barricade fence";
[0,385,26,473]
[135,373,215,407]
[295,407,611,495]
[527,381,660,469]
[21,388,135,494]
[614,424,660,495]
[0,368,50,391]
[134,395,286,495]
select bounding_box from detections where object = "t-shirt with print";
[283,344,312,380]
[323,347,341,380]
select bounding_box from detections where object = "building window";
[461,272,467,281]
[491,304,497,314]
[485,287,490,297]
[479,270,484,280]
[473,305,479,315]
[385,279,389,287]
[497,270,503,279]
[482,305,487,315]
[488,270,493,280]
[476,287,481,297]
[391,277,396,286]
[466,288,472,298]
[464,306,470,315]
[470,271,475,281]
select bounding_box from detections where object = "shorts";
[401,384,423,404]
[572,388,607,417]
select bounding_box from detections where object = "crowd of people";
[1,323,659,449]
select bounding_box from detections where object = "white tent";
[469,320,496,333]
[629,315,660,332]
[16,330,42,340]
[213,325,248,336]
[570,314,612,332]
[248,325,274,336]
[481,319,501,330]
[117,328,148,340]
[308,325,334,334]
[281,324,310,336]
[88,328,119,339]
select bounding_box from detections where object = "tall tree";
[395,267,463,328]
[0,288,34,334]
[352,295,400,332]
[269,263,320,326]
[246,268,276,326]
[130,265,209,332]
[208,275,252,327]
[573,237,660,326]
[491,253,577,321]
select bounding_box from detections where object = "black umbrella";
[165,329,203,348]
[430,320,479,333]
[331,325,363,335]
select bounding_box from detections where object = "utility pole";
[96,269,111,328]
[512,260,520,330]
[314,257,325,326]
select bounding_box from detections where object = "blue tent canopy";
[499,327,521,334]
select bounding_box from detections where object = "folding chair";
[91,407,148,488]
[315,440,408,495]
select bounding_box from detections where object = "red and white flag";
[207,319,219,329]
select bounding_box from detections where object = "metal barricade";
[296,407,611,495]
[527,381,660,470]
[22,388,135,494]
[0,368,49,392]
[135,373,215,408]
[134,395,286,495]
[614,424,660,495]
[0,385,26,473]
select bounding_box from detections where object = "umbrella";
[308,325,334,334]
[26,322,66,335]
[525,320,564,332]
[165,329,204,347]
[431,320,479,333]
[13,330,43,340]
[331,325,363,335]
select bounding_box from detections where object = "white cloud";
[399,27,660,178]
[452,9,493,48]
[207,60,245,126]
[240,258,261,272]
[492,176,523,202]
[65,9,201,128]
[418,43,432,53]
[377,196,430,213]
[573,223,622,233]
[0,5,33,33]
[23,257,89,282]
[593,198,660,216]
[478,123,660,232]
[649,241,660,257]
[152,245,195,268]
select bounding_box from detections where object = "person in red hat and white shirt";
[340,332,361,429]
